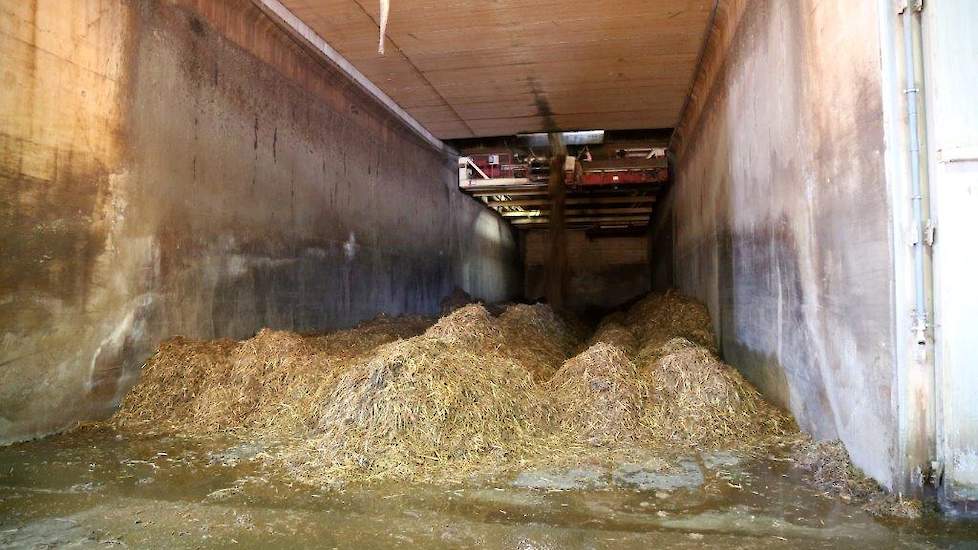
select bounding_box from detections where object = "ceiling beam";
[469,188,550,198]
[511,215,650,225]
[500,207,653,218]
[486,196,656,208]
[469,186,662,198]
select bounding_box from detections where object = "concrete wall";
[0,0,520,443]
[525,230,650,316]
[648,192,675,292]
[665,0,898,487]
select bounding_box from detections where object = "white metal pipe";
[902,2,928,346]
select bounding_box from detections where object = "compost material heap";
[111,292,794,485]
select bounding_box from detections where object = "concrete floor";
[1,430,975,549]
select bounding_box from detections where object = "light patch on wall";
[227,254,249,277]
[86,293,156,395]
[343,232,358,260]
[952,448,978,498]
[303,247,328,259]
[475,211,503,243]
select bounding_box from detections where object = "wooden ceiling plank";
[279,0,715,138]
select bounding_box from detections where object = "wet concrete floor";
[1,429,976,549]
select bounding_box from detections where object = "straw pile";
[498,303,581,351]
[497,303,584,381]
[316,314,433,358]
[286,336,552,483]
[110,289,802,485]
[193,329,320,433]
[108,289,926,517]
[627,290,717,361]
[640,337,791,446]
[558,292,791,449]
[422,302,586,380]
[588,319,638,356]
[423,303,501,346]
[111,337,239,431]
[111,315,431,435]
[548,343,647,447]
[793,438,923,518]
[282,302,589,483]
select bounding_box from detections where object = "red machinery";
[460,146,669,189]
[465,153,526,180]
[565,156,669,188]
[458,139,669,231]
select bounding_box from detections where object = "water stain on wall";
[0,0,520,444]
[664,0,897,487]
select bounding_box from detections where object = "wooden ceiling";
[279,0,715,139]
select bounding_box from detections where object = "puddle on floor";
[1,429,976,549]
